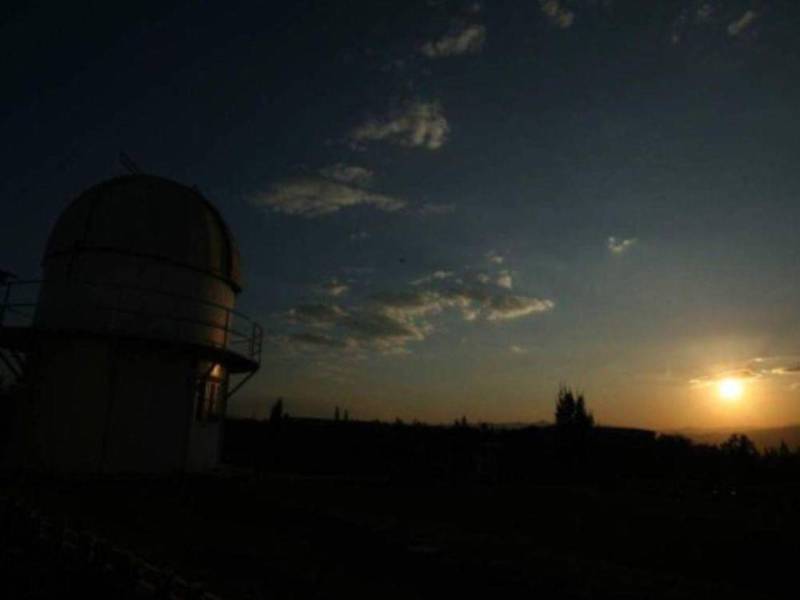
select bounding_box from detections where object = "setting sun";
[718,378,744,401]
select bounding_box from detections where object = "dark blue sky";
[4,0,800,428]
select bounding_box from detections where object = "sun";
[718,378,744,401]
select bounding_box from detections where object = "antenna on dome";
[119,152,143,175]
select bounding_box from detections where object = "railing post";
[223,309,230,350]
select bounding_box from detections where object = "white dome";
[44,174,242,291]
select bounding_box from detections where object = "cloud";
[420,24,486,58]
[689,369,759,388]
[279,264,555,356]
[319,279,349,297]
[411,270,454,286]
[318,164,374,186]
[341,311,430,350]
[252,176,405,218]
[369,290,446,319]
[282,294,439,355]
[727,10,758,37]
[289,332,351,349]
[770,365,800,375]
[475,273,491,284]
[486,250,504,265]
[539,0,575,29]
[439,285,554,322]
[689,356,800,387]
[510,345,527,354]
[287,304,348,327]
[607,236,636,255]
[496,271,513,289]
[418,203,456,216]
[350,101,449,150]
[485,295,554,321]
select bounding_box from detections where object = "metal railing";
[0,279,262,369]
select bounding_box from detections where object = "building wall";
[101,342,194,473]
[7,337,224,474]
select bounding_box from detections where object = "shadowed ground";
[3,472,797,599]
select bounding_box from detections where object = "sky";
[3,0,800,429]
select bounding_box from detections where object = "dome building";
[0,174,262,473]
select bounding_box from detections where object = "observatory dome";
[43,175,241,291]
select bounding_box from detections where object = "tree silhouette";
[555,385,594,429]
[720,433,757,459]
[269,397,285,426]
[574,394,595,429]
[555,386,576,427]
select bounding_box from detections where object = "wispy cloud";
[486,250,505,265]
[727,10,758,37]
[607,236,636,255]
[439,286,554,322]
[411,270,454,286]
[510,345,528,354]
[690,369,759,388]
[350,101,449,150]
[420,24,486,58]
[318,163,374,187]
[485,294,554,321]
[671,5,761,46]
[252,173,405,218]
[539,0,575,29]
[287,304,348,328]
[318,279,350,297]
[496,271,513,289]
[689,356,800,387]
[279,282,554,356]
[289,332,352,349]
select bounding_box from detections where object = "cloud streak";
[420,24,486,58]
[608,236,636,255]
[318,163,374,187]
[539,0,575,29]
[252,171,405,218]
[319,279,350,297]
[279,283,554,356]
[727,10,758,37]
[350,101,449,150]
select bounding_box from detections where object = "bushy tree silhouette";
[720,433,757,459]
[554,385,595,475]
[555,386,577,427]
[555,385,594,429]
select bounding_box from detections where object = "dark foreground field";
[2,472,799,599]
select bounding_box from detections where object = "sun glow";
[718,378,744,401]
